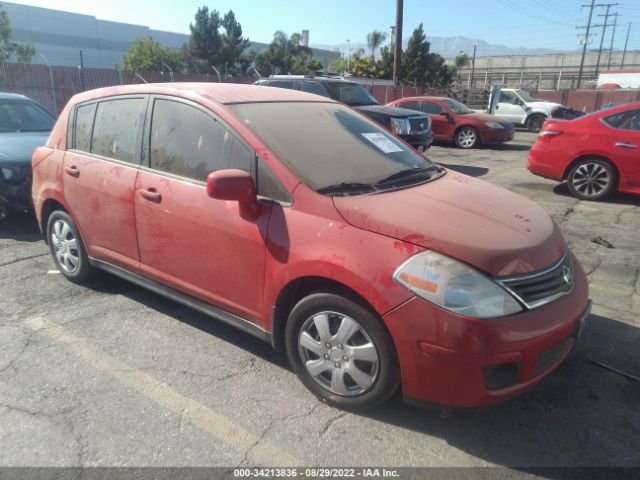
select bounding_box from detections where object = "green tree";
[454,52,471,68]
[219,10,250,75]
[306,58,324,73]
[379,45,394,78]
[184,6,222,73]
[0,3,35,62]
[255,31,312,75]
[123,37,183,72]
[402,23,429,85]
[366,30,387,61]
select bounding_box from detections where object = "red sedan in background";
[528,103,640,200]
[386,96,514,149]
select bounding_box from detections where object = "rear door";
[63,96,146,272]
[604,109,640,190]
[134,97,271,322]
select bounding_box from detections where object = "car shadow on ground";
[86,272,639,474]
[0,212,41,242]
[363,312,640,475]
[553,183,640,206]
[438,163,489,178]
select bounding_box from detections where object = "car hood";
[356,104,426,118]
[527,101,563,111]
[333,171,565,276]
[0,131,50,166]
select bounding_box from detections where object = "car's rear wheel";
[567,158,617,201]
[454,126,480,149]
[526,114,546,132]
[47,210,95,283]
[285,292,400,410]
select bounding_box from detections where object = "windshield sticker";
[361,133,404,154]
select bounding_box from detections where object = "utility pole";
[577,0,596,89]
[621,22,631,68]
[469,45,477,88]
[392,0,403,85]
[594,5,619,77]
[606,13,618,69]
[346,39,351,74]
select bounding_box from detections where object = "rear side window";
[422,102,443,114]
[299,82,330,98]
[603,110,640,131]
[74,103,96,151]
[91,98,146,163]
[149,99,253,181]
[270,81,295,90]
[398,101,420,111]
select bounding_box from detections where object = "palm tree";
[366,30,387,61]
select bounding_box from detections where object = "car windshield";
[0,99,55,133]
[229,102,441,194]
[515,90,534,102]
[324,82,379,106]
[442,99,472,114]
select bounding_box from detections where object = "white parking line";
[25,315,303,467]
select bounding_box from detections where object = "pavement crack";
[0,328,39,376]
[238,417,277,467]
[319,412,347,438]
[0,252,48,268]
[559,205,576,225]
[585,259,603,277]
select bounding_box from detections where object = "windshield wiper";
[316,182,377,196]
[375,166,439,186]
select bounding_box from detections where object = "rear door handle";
[615,142,638,149]
[138,188,162,203]
[64,166,80,178]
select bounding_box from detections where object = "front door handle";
[615,142,638,149]
[138,188,162,203]
[64,166,80,178]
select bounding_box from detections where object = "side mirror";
[206,169,258,219]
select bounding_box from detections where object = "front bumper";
[400,129,434,150]
[482,127,515,144]
[0,165,33,213]
[383,254,590,407]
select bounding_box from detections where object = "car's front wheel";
[46,210,95,283]
[285,292,400,410]
[567,158,617,201]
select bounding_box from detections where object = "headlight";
[393,251,523,318]
[485,121,504,129]
[390,118,411,135]
[1,167,14,180]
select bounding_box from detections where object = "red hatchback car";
[33,84,590,409]
[528,103,640,200]
[386,96,514,149]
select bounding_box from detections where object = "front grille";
[497,250,574,309]
[535,338,570,374]
[409,116,430,134]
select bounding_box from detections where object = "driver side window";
[500,92,517,104]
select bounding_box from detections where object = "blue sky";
[9,0,640,51]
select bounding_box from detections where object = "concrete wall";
[1,2,339,69]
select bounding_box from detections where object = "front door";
[607,108,640,191]
[62,97,146,272]
[421,101,455,141]
[134,97,270,322]
[495,91,527,124]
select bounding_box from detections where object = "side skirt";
[89,258,272,344]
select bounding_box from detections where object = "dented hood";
[333,171,565,276]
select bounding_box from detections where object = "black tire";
[526,114,546,133]
[454,126,480,149]
[285,292,400,410]
[567,158,617,201]
[46,210,95,283]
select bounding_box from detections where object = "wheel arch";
[562,154,620,182]
[270,275,386,352]
[40,199,67,243]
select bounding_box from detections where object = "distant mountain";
[311,35,565,59]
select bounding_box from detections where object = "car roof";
[265,76,355,84]
[69,83,338,106]
[0,92,29,100]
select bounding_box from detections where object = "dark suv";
[254,76,433,151]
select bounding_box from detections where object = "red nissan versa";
[32,84,590,410]
[386,96,514,149]
[529,103,640,200]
